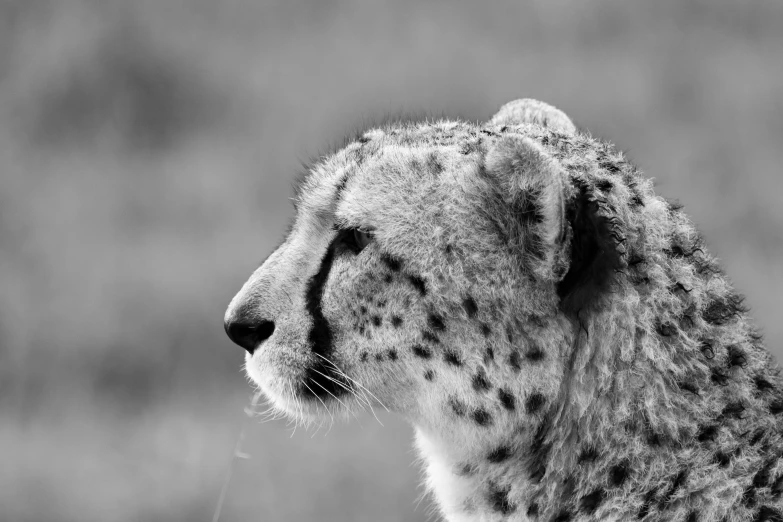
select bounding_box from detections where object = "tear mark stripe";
[302,234,352,399]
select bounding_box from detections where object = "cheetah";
[224,99,783,521]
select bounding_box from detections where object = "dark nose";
[224,318,275,354]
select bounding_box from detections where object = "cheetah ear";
[488,98,576,135]
[484,136,625,313]
[484,135,568,281]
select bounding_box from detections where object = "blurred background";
[1,0,782,520]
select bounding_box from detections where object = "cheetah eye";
[336,227,374,254]
[353,228,373,250]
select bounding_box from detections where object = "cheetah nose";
[224,317,275,355]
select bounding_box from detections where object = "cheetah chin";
[225,98,783,521]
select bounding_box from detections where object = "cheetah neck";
[414,424,540,522]
[415,290,783,521]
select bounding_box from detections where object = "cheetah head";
[224,99,622,443]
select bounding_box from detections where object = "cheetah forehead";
[293,98,576,212]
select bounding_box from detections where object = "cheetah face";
[224,139,517,421]
[224,101,619,434]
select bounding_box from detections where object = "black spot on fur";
[374,352,384,362]
[428,313,446,331]
[444,350,462,366]
[728,345,748,368]
[526,347,545,362]
[637,487,658,519]
[679,381,700,396]
[472,369,491,392]
[580,489,606,515]
[610,462,630,487]
[552,510,573,522]
[449,397,466,417]
[671,282,693,295]
[484,346,495,363]
[755,461,777,489]
[711,369,730,386]
[412,344,432,359]
[695,256,721,276]
[669,241,704,259]
[487,445,512,463]
[408,274,427,296]
[703,294,748,325]
[480,323,492,337]
[498,389,515,411]
[697,424,719,443]
[422,331,440,344]
[529,423,550,483]
[656,322,677,337]
[646,429,664,447]
[527,502,539,517]
[463,296,478,318]
[386,349,398,361]
[487,483,515,514]
[472,408,492,426]
[360,351,368,362]
[721,401,745,419]
[456,462,475,476]
[595,178,614,191]
[384,274,392,283]
[578,446,599,464]
[772,476,783,499]
[686,511,698,522]
[749,429,766,446]
[753,506,783,522]
[744,485,758,508]
[661,469,687,506]
[380,254,401,272]
[391,315,403,328]
[627,254,645,267]
[371,315,382,327]
[525,392,546,414]
[700,341,716,359]
[508,351,522,371]
[769,400,783,415]
[423,369,435,381]
[714,451,731,467]
[756,377,776,393]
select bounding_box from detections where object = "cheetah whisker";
[301,379,335,433]
[313,352,390,413]
[306,369,362,424]
[309,352,375,411]
[311,354,386,427]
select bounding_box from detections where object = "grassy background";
[2,1,782,520]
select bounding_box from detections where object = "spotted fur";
[225,98,783,521]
